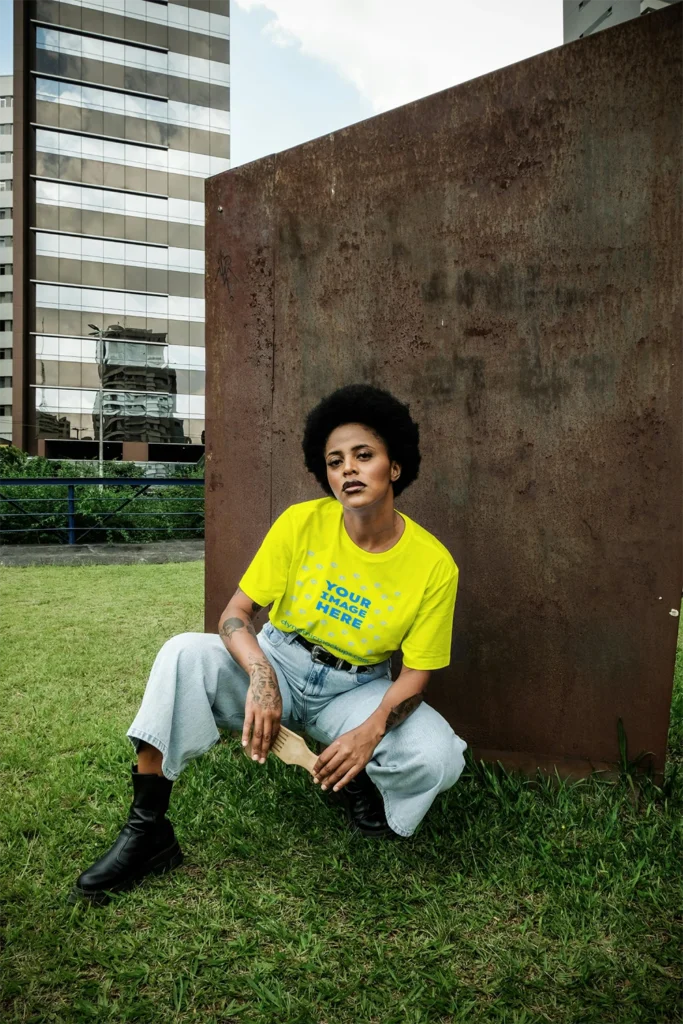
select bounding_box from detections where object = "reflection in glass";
[92,391,190,443]
[36,27,231,85]
[48,0,230,39]
[35,128,229,179]
[34,324,204,443]
[169,1,230,37]
[93,325,187,443]
[36,283,205,322]
[35,335,206,372]
[167,101,229,133]
[36,77,174,126]
[37,408,71,439]
[35,180,205,225]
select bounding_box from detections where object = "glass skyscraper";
[12,0,230,463]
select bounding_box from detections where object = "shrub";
[0,456,204,544]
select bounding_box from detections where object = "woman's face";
[324,422,401,509]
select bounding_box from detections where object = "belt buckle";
[310,645,348,671]
[310,644,328,665]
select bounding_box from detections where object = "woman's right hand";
[242,658,283,763]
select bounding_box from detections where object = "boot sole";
[68,841,184,905]
[349,820,397,839]
[325,788,397,838]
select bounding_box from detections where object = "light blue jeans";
[127,621,467,837]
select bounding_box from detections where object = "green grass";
[1,564,681,1024]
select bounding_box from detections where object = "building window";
[0,405,11,415]
[0,208,12,219]
[0,266,12,276]
[34,385,200,444]
[0,96,12,108]
[0,376,12,387]
[0,292,11,302]
[0,154,12,164]
[34,127,228,180]
[36,29,229,88]
[32,78,228,136]
[35,284,204,323]
[0,182,12,191]
[36,77,168,125]
[0,124,12,135]
[34,231,203,274]
[0,237,12,247]
[0,348,12,358]
[0,320,12,330]
[34,180,206,227]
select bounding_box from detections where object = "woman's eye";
[327,453,370,467]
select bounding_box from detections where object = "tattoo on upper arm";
[385,694,423,731]
[219,616,256,641]
[234,587,263,614]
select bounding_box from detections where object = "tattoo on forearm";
[234,587,263,614]
[247,658,282,711]
[219,616,256,641]
[385,694,423,731]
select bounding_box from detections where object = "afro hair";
[302,384,421,499]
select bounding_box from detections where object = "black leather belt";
[291,633,357,671]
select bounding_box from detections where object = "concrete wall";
[205,7,682,774]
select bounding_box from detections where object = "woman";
[71,384,467,902]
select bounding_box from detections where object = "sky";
[0,0,564,166]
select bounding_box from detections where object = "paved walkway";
[0,539,204,567]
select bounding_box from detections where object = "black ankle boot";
[334,769,396,838]
[70,766,183,903]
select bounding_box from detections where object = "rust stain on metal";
[205,8,682,773]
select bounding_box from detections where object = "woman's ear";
[391,462,401,481]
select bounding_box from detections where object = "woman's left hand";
[313,725,381,792]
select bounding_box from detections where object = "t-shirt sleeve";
[238,507,294,608]
[400,561,459,670]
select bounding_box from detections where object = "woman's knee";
[160,632,216,658]
[152,632,226,701]
[412,729,466,792]
[158,633,227,675]
[443,733,467,788]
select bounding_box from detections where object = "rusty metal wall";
[205,7,682,774]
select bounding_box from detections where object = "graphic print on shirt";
[238,497,458,669]
[278,553,404,657]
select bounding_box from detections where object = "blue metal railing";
[0,478,204,545]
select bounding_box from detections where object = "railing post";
[67,484,76,545]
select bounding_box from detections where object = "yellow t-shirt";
[239,497,458,670]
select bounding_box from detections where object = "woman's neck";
[342,493,404,553]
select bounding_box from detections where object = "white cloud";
[234,0,562,114]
